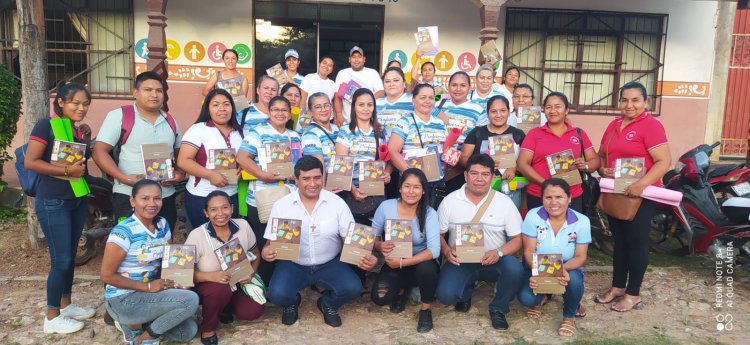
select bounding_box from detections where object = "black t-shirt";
[29,118,88,199]
[464,125,526,157]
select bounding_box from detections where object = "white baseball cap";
[285,49,299,59]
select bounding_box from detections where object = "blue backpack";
[14,144,40,197]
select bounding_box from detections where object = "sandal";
[610,296,644,312]
[594,287,624,304]
[526,305,543,319]
[575,305,586,318]
[558,319,577,337]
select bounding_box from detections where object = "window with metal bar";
[504,8,667,116]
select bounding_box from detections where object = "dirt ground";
[0,221,748,345]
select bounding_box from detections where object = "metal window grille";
[504,8,667,116]
[0,0,133,96]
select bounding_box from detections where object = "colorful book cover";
[161,245,195,287]
[384,219,413,258]
[614,157,646,193]
[358,160,385,196]
[414,26,439,56]
[213,237,254,286]
[404,144,443,182]
[266,63,288,85]
[50,139,87,181]
[264,141,300,177]
[488,134,516,169]
[531,253,565,294]
[269,218,302,261]
[340,222,377,265]
[545,148,582,185]
[342,79,362,103]
[208,148,238,184]
[517,106,543,133]
[325,155,354,191]
[141,143,174,181]
[454,223,485,263]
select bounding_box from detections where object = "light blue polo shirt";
[521,207,591,262]
[96,104,182,197]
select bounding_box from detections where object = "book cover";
[266,63,288,85]
[141,143,174,181]
[613,157,645,193]
[213,237,254,286]
[50,139,86,181]
[384,219,413,258]
[342,79,362,103]
[297,108,313,130]
[161,245,195,288]
[454,223,485,263]
[325,155,354,191]
[480,40,502,65]
[414,26,439,56]
[340,222,377,265]
[516,106,543,133]
[545,149,582,186]
[488,134,516,169]
[405,145,443,182]
[269,218,302,261]
[531,253,565,294]
[264,141,298,178]
[358,160,385,196]
[208,148,239,184]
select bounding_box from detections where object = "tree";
[0,65,21,191]
[17,0,48,249]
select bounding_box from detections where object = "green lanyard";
[49,117,90,197]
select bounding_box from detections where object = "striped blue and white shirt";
[105,216,171,299]
[235,104,270,136]
[441,99,487,147]
[376,93,414,142]
[391,112,447,155]
[336,126,379,181]
[302,123,339,168]
[469,88,517,127]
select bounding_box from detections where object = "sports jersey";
[376,93,414,142]
[235,104,269,136]
[336,126,379,180]
[440,99,487,147]
[301,123,339,168]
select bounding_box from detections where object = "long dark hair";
[195,89,241,132]
[348,88,383,138]
[399,168,429,234]
[53,82,91,118]
[130,179,164,230]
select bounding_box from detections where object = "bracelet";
[399,257,403,269]
[64,165,69,177]
[147,282,151,292]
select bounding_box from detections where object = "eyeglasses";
[313,103,332,110]
[270,108,289,113]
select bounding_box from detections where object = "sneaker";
[417,309,433,333]
[490,310,509,331]
[43,315,84,334]
[114,321,142,343]
[454,298,472,313]
[389,293,408,314]
[60,304,96,320]
[316,297,342,327]
[201,334,219,345]
[139,339,160,345]
[281,294,301,325]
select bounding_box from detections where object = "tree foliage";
[0,65,22,181]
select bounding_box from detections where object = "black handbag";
[576,128,600,214]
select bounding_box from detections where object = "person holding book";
[202,49,248,99]
[336,88,392,224]
[493,66,520,100]
[261,156,378,327]
[300,56,335,109]
[177,89,244,230]
[469,65,515,119]
[101,180,199,344]
[236,95,301,282]
[388,83,448,209]
[93,71,185,233]
[516,92,600,212]
[371,169,440,333]
[377,67,414,198]
[184,191,264,345]
[24,82,95,334]
[408,50,445,94]
[236,75,279,135]
[333,46,385,127]
[282,48,304,86]
[301,93,339,168]
[435,154,524,331]
[460,95,525,208]
[280,83,302,129]
[517,178,591,337]
[594,81,671,313]
[441,71,488,194]
[511,83,547,128]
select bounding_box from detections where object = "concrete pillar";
[705,2,737,159]
[146,0,170,111]
[477,0,509,64]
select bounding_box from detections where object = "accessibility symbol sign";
[207,42,227,63]
[135,38,149,60]
[387,50,407,66]
[457,52,477,72]
[232,43,252,64]
[185,41,205,62]
[434,51,454,72]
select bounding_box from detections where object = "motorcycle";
[648,142,750,265]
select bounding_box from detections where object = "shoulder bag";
[596,131,642,221]
[575,127,600,215]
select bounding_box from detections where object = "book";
[358,160,385,196]
[414,26,439,56]
[266,63,288,85]
[531,253,565,294]
[614,157,646,193]
[50,139,86,181]
[297,108,313,130]
[404,145,443,182]
[325,155,354,191]
[454,223,485,263]
[213,237,254,286]
[161,245,195,288]
[488,134,516,169]
[262,141,300,178]
[269,218,302,261]
[545,149,582,185]
[480,40,502,65]
[342,79,362,103]
[340,222,377,265]
[141,143,174,181]
[384,219,413,258]
[516,106,543,133]
[207,148,238,184]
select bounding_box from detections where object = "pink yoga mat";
[599,178,683,206]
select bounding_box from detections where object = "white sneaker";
[43,315,84,334]
[60,304,96,320]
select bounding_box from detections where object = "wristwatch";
[497,248,504,258]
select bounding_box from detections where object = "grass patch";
[0,206,26,224]
[510,334,729,345]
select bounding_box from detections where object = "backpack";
[109,105,178,164]
[14,144,40,197]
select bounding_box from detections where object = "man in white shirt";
[333,46,385,126]
[300,56,335,108]
[262,156,377,327]
[435,154,524,331]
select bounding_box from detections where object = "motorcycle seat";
[707,164,743,179]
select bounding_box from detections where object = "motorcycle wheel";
[75,232,96,266]
[649,209,690,256]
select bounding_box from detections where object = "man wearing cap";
[283,49,304,86]
[333,46,384,127]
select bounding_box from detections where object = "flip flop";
[558,319,577,337]
[526,305,543,319]
[575,305,586,318]
[594,287,624,304]
[610,297,644,312]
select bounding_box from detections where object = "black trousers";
[371,260,440,305]
[113,192,177,234]
[608,199,655,296]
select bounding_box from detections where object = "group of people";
[23,43,670,345]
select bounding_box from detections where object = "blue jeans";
[35,197,87,309]
[436,255,524,314]
[184,192,239,232]
[267,258,362,311]
[505,190,521,209]
[105,289,199,342]
[517,267,585,318]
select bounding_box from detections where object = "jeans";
[436,255,524,314]
[371,260,439,305]
[105,289,199,342]
[113,193,177,234]
[194,282,264,333]
[517,267,585,318]
[504,190,521,209]
[35,197,87,309]
[184,192,239,232]
[267,258,362,311]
